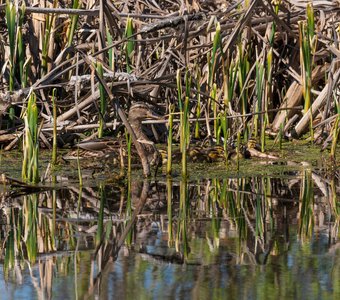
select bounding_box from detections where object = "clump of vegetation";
[0,0,338,175]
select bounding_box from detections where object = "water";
[0,220,338,299]
[0,151,339,299]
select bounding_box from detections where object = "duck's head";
[128,103,161,123]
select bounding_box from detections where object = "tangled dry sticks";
[0,0,339,175]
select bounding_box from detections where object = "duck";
[63,103,278,167]
[63,103,162,167]
[159,142,252,165]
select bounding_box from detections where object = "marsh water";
[0,145,339,299]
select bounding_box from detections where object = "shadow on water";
[0,163,339,299]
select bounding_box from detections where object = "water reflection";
[0,169,339,299]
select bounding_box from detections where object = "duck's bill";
[77,137,118,151]
[146,110,162,120]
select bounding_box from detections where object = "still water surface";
[0,155,339,299]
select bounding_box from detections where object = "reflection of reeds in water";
[299,169,314,241]
[96,184,106,247]
[23,195,38,263]
[1,171,339,292]
[176,179,189,258]
[208,179,221,250]
[4,208,16,274]
[125,175,133,246]
[167,178,174,245]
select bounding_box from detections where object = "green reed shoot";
[184,70,192,145]
[17,3,26,86]
[22,92,39,183]
[330,179,339,218]
[265,0,277,131]
[185,69,192,98]
[236,131,241,171]
[216,113,222,144]
[125,131,132,173]
[279,123,283,151]
[265,48,273,123]
[208,22,221,88]
[255,51,264,137]
[177,69,184,149]
[167,104,174,175]
[5,1,16,91]
[269,0,281,45]
[306,3,316,52]
[309,105,314,142]
[77,148,83,187]
[224,54,238,106]
[299,20,313,112]
[210,84,218,140]
[97,62,106,138]
[176,69,183,112]
[51,89,57,165]
[220,111,229,165]
[107,28,114,70]
[244,123,250,143]
[41,3,56,76]
[330,101,339,159]
[67,0,80,47]
[125,17,134,73]
[195,68,201,138]
[261,118,266,152]
[237,43,250,121]
[5,1,17,122]
[181,97,189,177]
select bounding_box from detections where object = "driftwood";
[271,64,330,133]
[292,83,329,137]
[293,65,340,137]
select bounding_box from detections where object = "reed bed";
[0,0,339,174]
